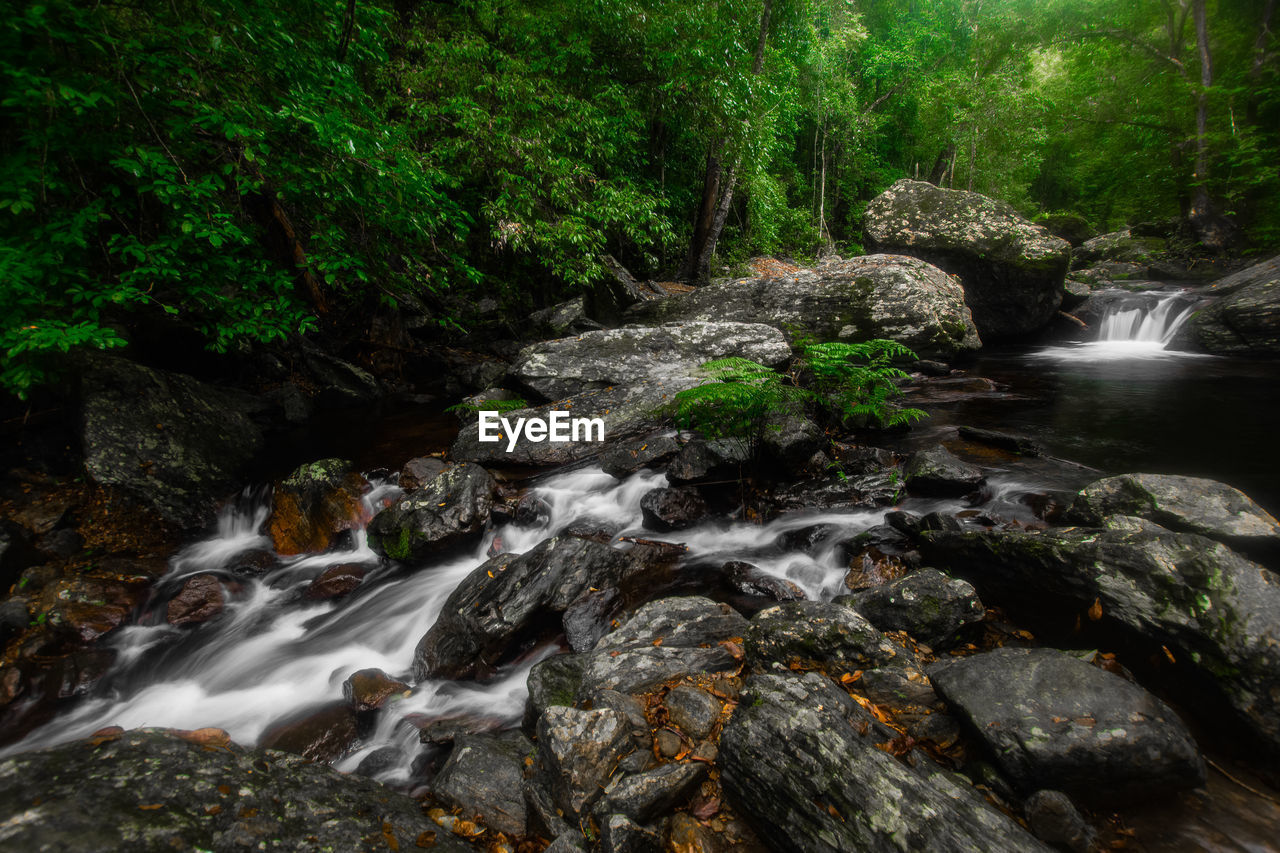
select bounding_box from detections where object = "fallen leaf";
[1088,598,1103,621]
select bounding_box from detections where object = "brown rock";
[44,577,144,642]
[342,668,409,712]
[268,459,370,556]
[667,812,716,853]
[399,456,447,492]
[166,574,225,625]
[260,702,359,762]
[304,564,367,601]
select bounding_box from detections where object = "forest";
[2,0,1276,396]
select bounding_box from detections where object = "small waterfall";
[1036,288,1203,361]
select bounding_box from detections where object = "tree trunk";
[1247,0,1277,125]
[681,0,772,284]
[926,143,955,185]
[678,152,723,280]
[1190,0,1232,248]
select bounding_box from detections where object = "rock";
[903,445,985,496]
[596,762,707,823]
[80,355,264,530]
[536,706,634,819]
[432,730,532,836]
[956,426,1043,457]
[563,586,620,654]
[664,684,722,740]
[630,255,981,358]
[654,729,682,759]
[524,654,587,732]
[342,668,409,712]
[1171,255,1280,356]
[0,729,475,853]
[761,413,825,471]
[1075,229,1166,267]
[399,456,447,491]
[930,648,1205,799]
[844,568,984,645]
[268,459,370,555]
[165,573,224,625]
[863,179,1070,338]
[304,563,367,600]
[578,597,747,697]
[719,672,1053,852]
[746,600,897,670]
[920,525,1280,751]
[38,576,142,642]
[1023,790,1097,853]
[0,521,41,591]
[721,560,806,601]
[416,536,637,679]
[666,812,716,853]
[531,295,605,337]
[1038,213,1094,246]
[640,486,707,532]
[298,345,381,407]
[767,472,903,512]
[600,434,682,479]
[1069,473,1280,559]
[1070,261,1149,286]
[598,814,662,853]
[510,322,791,403]
[367,462,495,561]
[665,438,750,484]
[259,702,360,763]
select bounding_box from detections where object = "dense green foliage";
[673,340,925,458]
[2,0,1275,396]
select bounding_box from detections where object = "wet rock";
[666,812,716,853]
[579,597,747,697]
[1038,213,1094,247]
[664,684,721,740]
[719,672,1053,852]
[665,438,750,485]
[511,322,791,402]
[931,648,1205,799]
[304,563,366,600]
[831,443,897,475]
[957,426,1043,457]
[0,729,475,853]
[342,668,409,712]
[1171,254,1280,356]
[843,568,984,646]
[524,654,587,732]
[864,179,1070,338]
[746,600,897,671]
[398,456,447,491]
[299,345,381,407]
[228,548,280,576]
[0,521,41,590]
[598,813,662,853]
[0,599,28,646]
[654,729,682,759]
[588,689,653,760]
[80,355,265,530]
[42,576,143,641]
[600,434,682,479]
[268,459,370,556]
[923,525,1280,752]
[563,586,620,654]
[1075,229,1166,267]
[1023,790,1097,853]
[628,255,982,359]
[531,295,605,337]
[432,730,533,836]
[259,702,360,763]
[595,761,707,823]
[903,444,985,496]
[721,560,806,601]
[761,413,825,471]
[513,492,551,527]
[640,486,707,532]
[1069,473,1280,559]
[768,472,902,512]
[417,536,636,679]
[367,462,495,561]
[165,573,224,626]
[536,705,634,819]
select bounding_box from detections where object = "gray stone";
[600,434,681,479]
[1172,255,1280,356]
[845,568,984,645]
[903,445,985,496]
[524,653,586,732]
[536,706,634,819]
[595,761,707,823]
[1074,229,1167,267]
[598,813,662,853]
[931,648,1205,799]
[367,462,495,561]
[664,684,722,740]
[431,730,533,836]
[665,438,750,485]
[721,560,806,601]
[719,673,1053,852]
[639,486,707,532]
[746,600,900,670]
[628,254,982,358]
[563,586,620,654]
[864,179,1070,338]
[1023,790,1096,853]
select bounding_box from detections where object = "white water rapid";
[1035,288,1204,361]
[0,462,1041,785]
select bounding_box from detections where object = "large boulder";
[627,255,981,359]
[1074,229,1167,267]
[0,729,475,852]
[1069,473,1280,559]
[415,536,638,680]
[864,179,1070,338]
[431,730,533,836]
[841,568,984,645]
[367,462,495,561]
[1171,255,1280,356]
[268,459,370,555]
[931,647,1205,799]
[719,672,1052,852]
[80,355,264,530]
[920,525,1280,752]
[452,322,790,467]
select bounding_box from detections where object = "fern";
[445,396,529,416]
